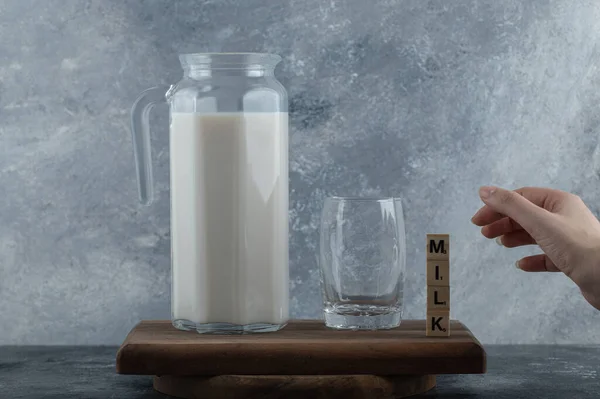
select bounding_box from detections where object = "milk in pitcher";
[169,112,289,329]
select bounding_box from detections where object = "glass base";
[323,305,402,330]
[172,319,287,334]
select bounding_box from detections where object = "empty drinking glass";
[319,197,406,330]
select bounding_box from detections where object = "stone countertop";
[1,345,598,398]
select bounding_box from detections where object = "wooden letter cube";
[426,311,450,337]
[426,234,449,260]
[427,286,450,311]
[427,260,449,286]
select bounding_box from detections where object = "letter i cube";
[426,234,450,337]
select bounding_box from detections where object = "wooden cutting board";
[116,319,486,398]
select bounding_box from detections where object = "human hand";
[471,186,600,310]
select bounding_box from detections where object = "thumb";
[479,186,554,234]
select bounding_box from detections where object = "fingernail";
[495,237,503,246]
[479,186,496,199]
[515,260,521,269]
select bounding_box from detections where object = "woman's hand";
[471,186,600,310]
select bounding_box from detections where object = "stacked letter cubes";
[426,234,450,337]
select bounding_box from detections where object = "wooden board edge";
[115,343,133,374]
[479,343,488,373]
[116,320,147,374]
[454,321,487,374]
[114,342,488,376]
[461,340,487,374]
[115,319,487,375]
[116,343,162,375]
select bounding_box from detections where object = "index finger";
[471,186,556,226]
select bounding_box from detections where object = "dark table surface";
[1,345,599,398]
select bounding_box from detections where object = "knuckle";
[561,190,581,202]
[564,192,586,209]
[516,186,531,193]
[569,193,583,203]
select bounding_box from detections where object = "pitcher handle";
[130,85,171,205]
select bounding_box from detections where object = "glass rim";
[179,53,282,68]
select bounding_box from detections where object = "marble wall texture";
[1,0,600,344]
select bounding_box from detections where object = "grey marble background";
[1,0,600,344]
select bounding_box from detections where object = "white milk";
[169,112,289,326]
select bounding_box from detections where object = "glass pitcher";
[131,53,289,334]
